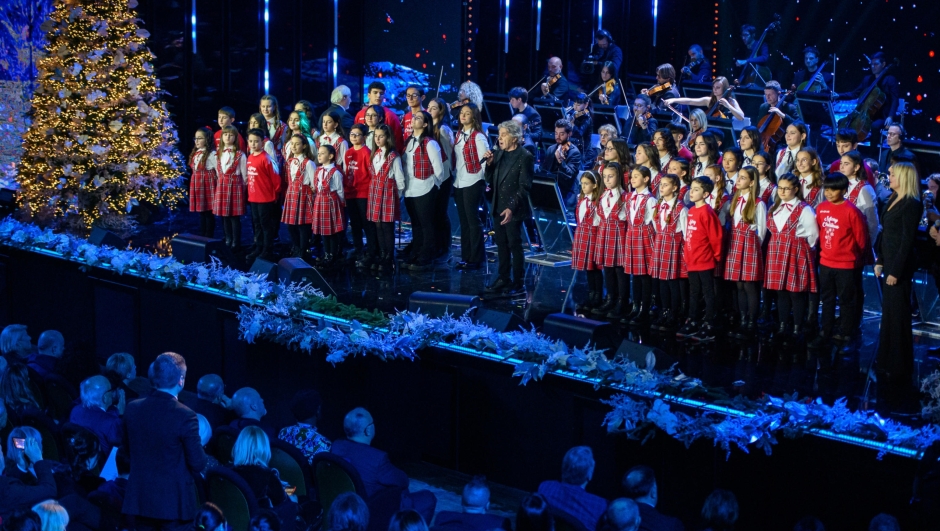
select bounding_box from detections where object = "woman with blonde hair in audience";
[230,426,298,531]
[31,500,68,531]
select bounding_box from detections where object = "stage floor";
[141,209,940,417]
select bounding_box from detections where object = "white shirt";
[454,128,490,188]
[593,188,628,225]
[262,139,278,160]
[658,153,673,175]
[577,197,595,224]
[403,136,443,198]
[798,175,821,206]
[219,148,247,182]
[436,125,454,185]
[775,147,799,178]
[366,130,377,153]
[656,197,687,235]
[693,158,710,177]
[742,151,755,167]
[772,198,818,247]
[191,149,218,172]
[629,189,657,225]
[266,119,281,146]
[288,156,316,187]
[731,192,768,241]
[315,163,344,202]
[848,177,881,247]
[373,148,407,198]
[725,171,738,195]
[320,132,349,171]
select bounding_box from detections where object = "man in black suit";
[790,46,832,92]
[540,119,582,203]
[432,478,511,531]
[482,120,534,297]
[331,408,437,524]
[622,466,684,531]
[228,387,277,440]
[180,374,234,429]
[123,352,207,531]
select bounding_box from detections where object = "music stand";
[794,92,836,138]
[482,93,514,125]
[731,86,766,121]
[525,177,573,267]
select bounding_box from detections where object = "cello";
[795,59,830,93]
[737,15,780,87]
[756,90,794,152]
[837,58,898,142]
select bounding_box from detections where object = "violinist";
[681,45,711,84]
[625,94,658,148]
[790,47,832,93]
[596,62,622,107]
[834,52,899,135]
[663,77,745,121]
[756,80,799,130]
[541,119,582,201]
[509,86,542,141]
[565,93,594,156]
[540,57,570,102]
[642,64,680,112]
[590,29,622,75]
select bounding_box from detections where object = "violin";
[450,98,470,110]
[599,79,617,104]
[706,84,736,119]
[547,74,562,86]
[646,82,672,97]
[681,59,703,77]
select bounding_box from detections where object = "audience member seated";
[123,352,208,528]
[605,499,641,531]
[1,509,43,531]
[868,514,900,531]
[331,408,437,524]
[104,353,150,399]
[389,510,428,531]
[0,435,56,520]
[69,375,124,456]
[432,477,511,531]
[328,492,370,531]
[622,465,683,531]
[699,490,738,531]
[5,426,45,484]
[192,503,227,531]
[0,363,44,421]
[515,493,554,531]
[181,374,235,429]
[28,331,64,380]
[1,325,34,362]
[278,389,331,464]
[0,400,10,444]
[0,355,8,380]
[88,451,131,517]
[197,413,221,474]
[229,387,276,440]
[31,500,68,531]
[230,426,298,531]
[249,509,281,531]
[61,426,106,496]
[537,446,607,531]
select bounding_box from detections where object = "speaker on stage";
[474,308,526,332]
[171,234,230,264]
[248,257,279,281]
[277,258,336,297]
[541,313,620,352]
[614,339,673,372]
[88,227,126,249]
[408,292,480,319]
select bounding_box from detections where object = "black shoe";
[627,303,649,326]
[677,320,699,338]
[575,291,598,314]
[691,323,716,342]
[503,282,526,296]
[456,261,482,271]
[808,334,827,349]
[592,296,616,315]
[623,302,641,321]
[650,312,666,331]
[605,299,624,320]
[486,277,512,293]
[772,322,790,343]
[790,325,805,344]
[356,255,376,268]
[408,260,433,271]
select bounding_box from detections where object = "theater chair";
[206,466,260,531]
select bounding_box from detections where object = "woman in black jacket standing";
[874,161,922,410]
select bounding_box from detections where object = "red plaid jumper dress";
[804,184,822,206]
[650,200,685,280]
[189,150,216,212]
[764,202,818,292]
[282,157,315,225]
[312,166,345,235]
[593,190,628,268]
[760,182,776,205]
[847,182,876,266]
[213,150,246,216]
[650,171,663,198]
[571,197,599,271]
[269,122,288,152]
[368,152,401,223]
[621,192,656,274]
[724,197,764,282]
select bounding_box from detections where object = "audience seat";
[209,425,239,465]
[549,506,590,531]
[43,374,78,421]
[312,452,366,521]
[270,438,313,500]
[206,466,260,531]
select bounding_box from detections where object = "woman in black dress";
[874,161,922,410]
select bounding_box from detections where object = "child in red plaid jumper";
[572,170,603,315]
[214,107,246,153]
[281,134,317,260]
[190,127,218,238]
[590,162,631,319]
[312,145,346,266]
[650,174,687,332]
[622,166,658,325]
[319,111,349,172]
[260,95,288,153]
[724,166,768,337]
[213,125,247,250]
[368,125,406,272]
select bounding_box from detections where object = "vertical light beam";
[652,0,658,47]
[190,0,196,54]
[504,0,510,54]
[598,0,603,30]
[333,0,338,87]
[264,0,270,92]
[536,0,542,51]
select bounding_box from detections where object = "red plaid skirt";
[764,206,817,292]
[312,191,344,235]
[621,198,654,275]
[724,222,763,282]
[281,177,314,225]
[651,229,683,280]
[213,173,246,216]
[593,208,627,268]
[571,198,598,271]
[190,168,216,212]
[367,176,400,223]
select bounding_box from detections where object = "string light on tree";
[16,0,186,233]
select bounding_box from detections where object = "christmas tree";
[15,0,185,232]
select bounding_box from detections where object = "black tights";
[585,269,604,294]
[199,211,216,238]
[323,232,343,257]
[736,281,760,319]
[604,266,630,301]
[776,290,808,326]
[632,274,652,308]
[287,224,311,254]
[376,221,396,258]
[659,278,681,313]
[221,216,242,247]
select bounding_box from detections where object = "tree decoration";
[15,0,185,232]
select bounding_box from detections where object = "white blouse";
[454,128,490,188]
[731,192,768,241]
[656,197,687,235]
[320,132,349,171]
[593,188,628,225]
[315,163,344,202]
[848,178,881,248]
[191,149,218,171]
[219,148,247,182]
[372,149,407,197]
[772,198,818,247]
[629,189,657,224]
[403,136,443,198]
[289,156,316,187]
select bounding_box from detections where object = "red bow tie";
[782,203,794,211]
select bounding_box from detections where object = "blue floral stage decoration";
[2,216,938,459]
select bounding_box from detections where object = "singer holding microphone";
[482,120,534,296]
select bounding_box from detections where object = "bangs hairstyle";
[246,128,267,141]
[373,124,397,154]
[248,113,267,132]
[823,172,850,192]
[739,126,760,151]
[579,170,603,202]
[631,165,653,188]
[259,95,281,126]
[656,173,682,205]
[689,109,708,132]
[796,147,824,189]
[219,125,241,148]
[232,426,271,467]
[751,150,774,181]
[771,173,805,215]
[636,143,662,173]
[191,127,214,169]
[891,161,920,200]
[732,166,760,225]
[602,161,626,190]
[287,133,314,160]
[653,128,678,157]
[457,102,483,134]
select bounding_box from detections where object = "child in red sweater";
[810,173,868,347]
[345,124,375,266]
[678,176,724,341]
[245,128,282,262]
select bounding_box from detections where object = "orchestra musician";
[834,52,899,135]
[540,57,570,101]
[625,94,659,148]
[685,109,708,151]
[790,46,832,92]
[642,64,681,115]
[565,93,594,156]
[664,76,745,121]
[735,24,771,84]
[509,86,543,141]
[511,114,538,158]
[590,29,623,75]
[541,118,583,203]
[681,45,712,84]
[597,62,623,107]
[756,80,799,129]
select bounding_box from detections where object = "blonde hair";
[232,426,271,467]
[891,161,920,200]
[703,164,725,210]
[32,500,69,531]
[732,167,759,225]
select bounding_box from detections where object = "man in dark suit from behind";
[622,466,684,531]
[27,330,64,379]
[537,446,608,531]
[123,352,207,531]
[180,374,234,429]
[432,477,511,531]
[331,407,437,524]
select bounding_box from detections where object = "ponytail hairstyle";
[797,147,825,190]
[733,166,760,225]
[771,173,805,215]
[191,126,214,170]
[636,142,662,173]
[579,170,602,202]
[260,95,281,128]
[703,164,726,210]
